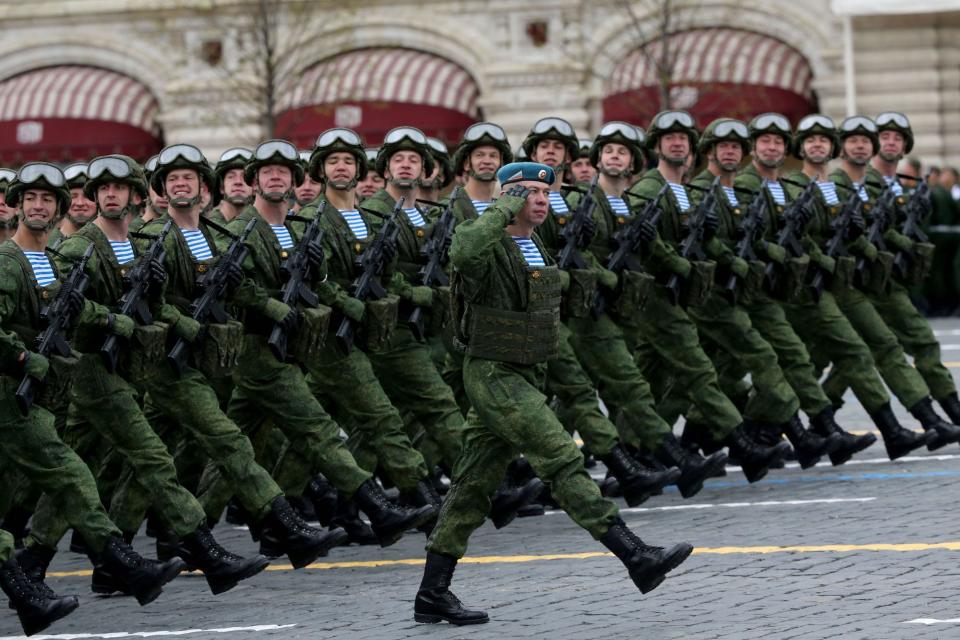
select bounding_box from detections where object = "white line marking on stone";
[544,497,875,515]
[933,329,960,337]
[903,618,960,625]
[0,624,298,639]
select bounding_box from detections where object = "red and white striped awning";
[609,28,814,100]
[0,65,162,163]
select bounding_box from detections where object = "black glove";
[754,210,767,236]
[381,239,397,264]
[505,185,531,200]
[845,211,866,241]
[65,287,85,318]
[577,215,598,249]
[637,219,657,250]
[702,211,720,241]
[306,240,324,269]
[279,307,299,333]
[148,258,166,286]
[224,261,244,290]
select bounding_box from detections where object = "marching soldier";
[570,138,596,183]
[356,147,384,199]
[421,137,454,203]
[132,155,166,234]
[293,149,322,210]
[48,163,97,248]
[208,147,254,225]
[0,168,17,243]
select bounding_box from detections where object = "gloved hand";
[65,288,85,318]
[262,298,293,324]
[278,307,299,332]
[105,313,135,338]
[860,242,879,261]
[504,185,531,200]
[147,258,166,286]
[306,240,324,269]
[845,212,866,241]
[637,219,657,250]
[702,211,720,241]
[558,269,571,291]
[763,242,787,264]
[754,210,767,236]
[730,257,750,278]
[794,204,813,230]
[173,315,203,343]
[381,239,397,264]
[341,296,365,322]
[224,261,245,289]
[410,285,433,307]
[21,351,49,381]
[577,215,598,249]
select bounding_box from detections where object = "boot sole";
[414,612,489,625]
[205,555,271,595]
[632,543,694,594]
[288,529,349,569]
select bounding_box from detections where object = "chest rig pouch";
[291,305,333,362]
[769,256,810,303]
[901,242,935,285]
[194,320,246,380]
[363,295,399,353]
[465,265,561,365]
[830,256,856,294]
[857,250,894,295]
[121,322,169,386]
[680,260,716,309]
[611,270,654,326]
[563,268,598,319]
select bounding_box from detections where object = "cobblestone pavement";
[5,320,960,640]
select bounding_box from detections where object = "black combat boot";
[938,392,960,426]
[354,479,438,547]
[330,492,378,545]
[655,434,728,498]
[93,535,185,605]
[809,407,876,466]
[177,524,270,595]
[908,397,960,450]
[1,557,78,636]
[14,545,56,589]
[780,414,841,469]
[68,530,88,555]
[401,478,443,534]
[304,475,339,527]
[682,421,725,457]
[224,500,250,527]
[871,402,936,460]
[414,552,488,625]
[156,528,196,571]
[258,496,347,568]
[724,424,791,483]
[745,419,789,468]
[2,505,32,549]
[599,518,693,594]
[490,478,544,529]
[600,444,680,506]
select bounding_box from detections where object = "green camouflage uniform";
[0,529,12,562]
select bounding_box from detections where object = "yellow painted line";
[45,541,960,578]
[946,362,960,368]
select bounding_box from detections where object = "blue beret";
[497,162,555,186]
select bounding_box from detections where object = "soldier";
[781,115,934,459]
[413,162,693,625]
[293,149,322,210]
[132,155,166,234]
[356,147,384,199]
[625,110,789,482]
[823,116,960,447]
[2,527,78,636]
[421,137,454,203]
[0,168,17,243]
[208,147,253,225]
[196,138,435,547]
[48,163,97,248]
[570,138,596,183]
[0,162,184,607]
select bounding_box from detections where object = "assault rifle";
[893,172,932,278]
[167,216,258,375]
[723,188,766,303]
[764,178,817,292]
[15,244,94,415]
[100,219,173,373]
[557,174,600,271]
[665,177,719,305]
[408,189,461,342]
[335,197,404,354]
[809,186,863,300]
[854,182,896,286]
[267,210,326,362]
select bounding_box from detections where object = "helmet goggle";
[531,117,575,137]
[427,137,448,155]
[840,116,877,134]
[88,156,133,181]
[219,147,252,163]
[751,113,791,133]
[654,111,695,129]
[599,121,641,141]
[364,148,379,163]
[383,127,427,146]
[144,155,159,173]
[299,151,311,164]
[0,168,16,183]
[159,144,205,166]
[578,138,592,152]
[253,139,298,162]
[876,111,910,129]
[797,115,836,132]
[64,163,90,182]
[315,128,363,149]
[18,163,66,187]
[464,123,508,143]
[713,120,750,139]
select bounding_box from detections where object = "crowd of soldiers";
[0,107,956,634]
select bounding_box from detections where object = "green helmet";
[748,112,793,149]
[150,145,216,204]
[375,127,435,178]
[521,117,579,162]
[0,167,15,193]
[697,118,751,156]
[645,110,699,151]
[6,163,71,227]
[792,114,840,159]
[214,147,253,185]
[364,148,379,174]
[453,122,513,178]
[143,154,159,186]
[577,138,592,159]
[244,139,305,187]
[515,145,528,161]
[308,128,367,183]
[426,137,454,188]
[875,111,913,154]
[838,115,879,155]
[589,121,646,174]
[84,155,148,201]
[63,163,90,190]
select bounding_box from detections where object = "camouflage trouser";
[0,529,13,562]
[426,357,619,559]
[823,287,929,410]
[440,351,469,417]
[565,313,673,451]
[623,287,743,439]
[868,281,955,401]
[548,323,620,457]
[198,336,371,519]
[369,326,465,470]
[782,291,890,413]
[29,354,206,541]
[1,377,120,554]
[109,365,284,532]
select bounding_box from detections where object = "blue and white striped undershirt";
[853,183,870,202]
[667,182,690,211]
[512,237,545,267]
[471,200,492,216]
[722,186,739,207]
[339,209,368,239]
[765,180,787,205]
[606,195,630,216]
[883,175,904,196]
[23,251,55,287]
[180,228,213,261]
[403,207,426,227]
[109,240,135,265]
[270,224,294,250]
[548,191,570,214]
[817,182,840,205]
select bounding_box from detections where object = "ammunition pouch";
[429,285,452,338]
[610,270,654,326]
[681,260,716,309]
[195,320,246,380]
[902,242,935,285]
[464,305,559,365]
[290,306,332,363]
[363,294,399,353]
[859,250,894,295]
[563,269,598,319]
[769,256,810,303]
[37,353,80,412]
[122,322,169,385]
[830,256,856,294]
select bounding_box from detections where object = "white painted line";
[938,344,960,350]
[904,618,960,625]
[0,625,298,639]
[544,496,875,515]
[933,329,960,337]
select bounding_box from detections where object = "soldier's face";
[323,152,358,190]
[802,135,832,165]
[600,143,631,178]
[256,165,293,200]
[712,141,743,172]
[658,132,689,166]
[466,146,501,181]
[20,189,58,228]
[223,168,252,204]
[510,181,550,227]
[842,135,873,166]
[69,187,97,223]
[97,182,134,213]
[166,169,201,204]
[149,185,168,214]
[754,134,786,169]
[421,163,443,190]
[533,139,568,168]
[356,170,384,197]
[386,151,423,187]
[295,173,322,204]
[878,131,905,162]
[570,157,596,182]
[0,192,13,221]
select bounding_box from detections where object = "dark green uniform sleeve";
[449,195,524,279]
[0,255,28,365]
